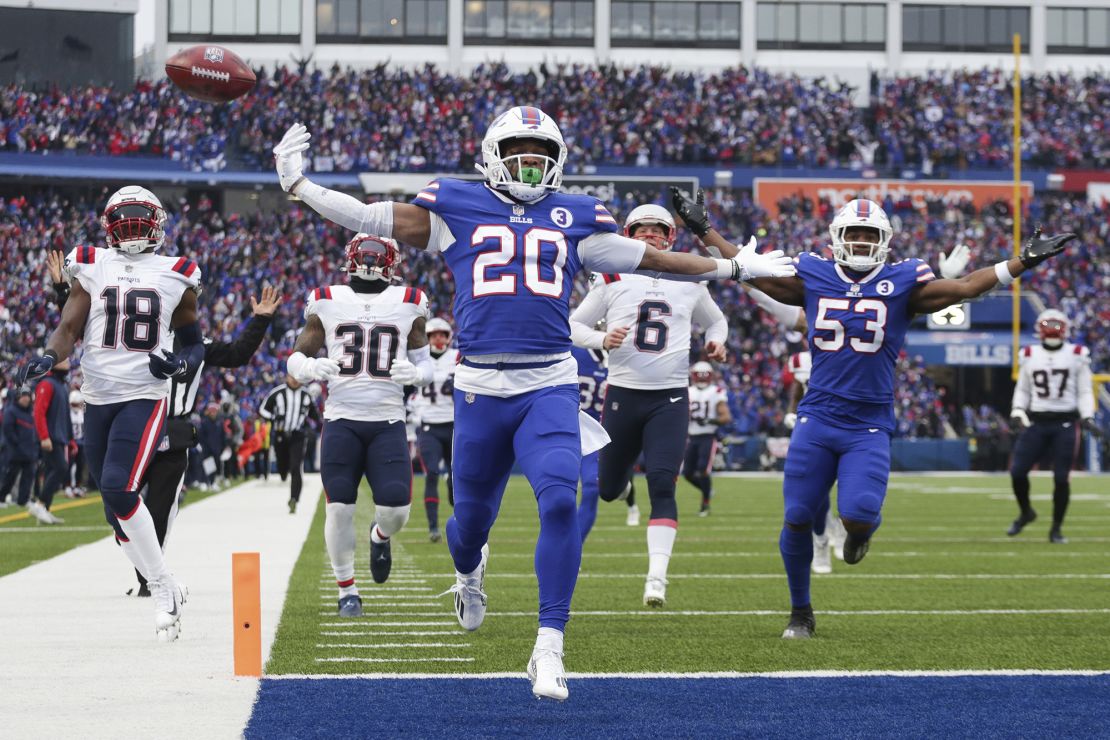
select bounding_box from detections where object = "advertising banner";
[754,178,1034,215]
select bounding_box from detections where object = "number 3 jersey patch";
[306,284,429,422]
[65,246,201,405]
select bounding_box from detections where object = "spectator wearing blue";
[0,388,41,515]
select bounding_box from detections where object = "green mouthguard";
[519,167,543,185]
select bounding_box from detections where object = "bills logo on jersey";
[551,207,573,228]
[877,280,894,296]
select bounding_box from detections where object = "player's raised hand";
[603,325,630,350]
[251,285,283,317]
[148,349,189,379]
[274,123,311,192]
[939,243,971,279]
[1020,226,1077,268]
[18,352,56,386]
[670,186,711,237]
[46,250,65,284]
[705,341,727,362]
[730,237,796,280]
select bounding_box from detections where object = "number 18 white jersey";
[410,348,459,425]
[1012,343,1094,417]
[306,284,428,423]
[64,246,201,405]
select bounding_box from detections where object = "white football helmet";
[101,185,167,254]
[691,361,714,388]
[624,204,676,250]
[426,317,453,352]
[789,351,812,387]
[1035,308,1069,349]
[477,106,567,203]
[829,199,892,270]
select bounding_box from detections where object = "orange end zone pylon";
[232,552,262,676]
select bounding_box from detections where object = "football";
[165,45,255,104]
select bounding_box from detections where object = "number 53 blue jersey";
[413,179,619,356]
[796,252,935,432]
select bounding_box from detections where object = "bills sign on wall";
[754,178,1034,215]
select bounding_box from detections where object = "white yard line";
[314,656,474,664]
[477,572,1110,580]
[0,475,322,740]
[320,630,461,636]
[318,608,1110,619]
[316,642,470,649]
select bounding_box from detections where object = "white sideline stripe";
[323,608,1110,618]
[317,586,432,591]
[0,475,324,739]
[315,657,474,664]
[320,631,460,636]
[532,551,1108,559]
[319,621,457,627]
[319,595,438,601]
[0,526,109,533]
[481,572,1110,580]
[266,668,1110,680]
[316,643,471,649]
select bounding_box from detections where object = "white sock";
[647,524,677,581]
[536,626,564,653]
[339,582,360,598]
[117,501,168,583]
[325,502,357,585]
[374,504,410,539]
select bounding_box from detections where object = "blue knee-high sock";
[780,525,813,608]
[536,486,581,630]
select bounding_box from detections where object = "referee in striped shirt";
[259,374,321,513]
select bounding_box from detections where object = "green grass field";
[265,474,1110,675]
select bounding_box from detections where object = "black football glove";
[18,351,57,386]
[148,349,188,379]
[1019,226,1077,269]
[1082,418,1105,439]
[669,186,712,238]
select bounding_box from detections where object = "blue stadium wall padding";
[892,439,969,471]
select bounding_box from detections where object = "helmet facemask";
[102,200,166,254]
[346,235,401,283]
[829,199,893,271]
[1037,313,1068,349]
[479,107,568,203]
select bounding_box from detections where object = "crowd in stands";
[2,64,1108,171]
[2,185,1106,453]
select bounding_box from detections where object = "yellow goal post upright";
[1011,32,1023,382]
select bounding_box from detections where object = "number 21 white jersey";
[306,284,428,423]
[64,246,201,405]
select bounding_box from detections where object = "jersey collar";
[482,183,551,206]
[835,263,883,285]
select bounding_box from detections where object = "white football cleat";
[442,544,488,631]
[26,501,55,525]
[626,504,640,527]
[151,575,187,642]
[812,534,832,574]
[828,511,847,560]
[528,647,569,701]
[643,577,667,607]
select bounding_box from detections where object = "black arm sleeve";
[203,315,272,369]
[53,282,70,309]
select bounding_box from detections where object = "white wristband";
[714,258,738,280]
[994,261,1015,286]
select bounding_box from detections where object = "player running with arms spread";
[273,106,794,700]
[674,188,1076,640]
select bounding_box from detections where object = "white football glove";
[732,237,797,281]
[274,122,311,192]
[784,412,797,430]
[288,351,339,382]
[389,358,420,385]
[939,243,971,280]
[1010,408,1032,428]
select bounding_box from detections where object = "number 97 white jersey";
[1013,343,1094,416]
[65,246,201,405]
[306,284,429,422]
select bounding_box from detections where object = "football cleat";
[698,501,710,517]
[338,594,363,617]
[1007,510,1037,536]
[643,577,667,608]
[429,529,442,543]
[1049,527,1068,545]
[370,524,392,584]
[812,534,832,575]
[26,501,55,525]
[288,498,297,514]
[442,544,489,631]
[626,504,640,527]
[528,647,569,701]
[842,533,870,565]
[151,575,187,642]
[782,605,816,639]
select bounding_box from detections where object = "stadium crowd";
[2,64,1108,171]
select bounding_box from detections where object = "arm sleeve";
[693,288,728,345]
[747,285,803,330]
[174,321,205,376]
[294,180,395,237]
[53,282,70,309]
[258,389,277,420]
[33,381,52,441]
[568,284,608,349]
[1011,360,1031,412]
[1076,351,1095,419]
[577,231,647,275]
[204,315,272,368]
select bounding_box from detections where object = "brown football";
[165,45,255,104]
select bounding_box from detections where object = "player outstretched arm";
[908,230,1077,315]
[204,287,282,368]
[20,280,93,384]
[287,314,340,383]
[274,123,432,248]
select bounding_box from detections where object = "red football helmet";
[691,361,714,388]
[345,233,401,282]
[1035,309,1068,349]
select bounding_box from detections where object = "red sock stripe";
[648,518,679,529]
[337,578,355,588]
[425,497,440,504]
[126,399,167,491]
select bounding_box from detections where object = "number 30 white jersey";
[306,284,428,423]
[64,246,201,405]
[1012,343,1095,417]
[410,348,459,425]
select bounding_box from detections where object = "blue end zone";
[246,675,1109,738]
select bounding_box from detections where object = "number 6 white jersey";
[410,348,460,425]
[1012,343,1095,417]
[64,246,201,405]
[570,273,727,390]
[306,284,429,423]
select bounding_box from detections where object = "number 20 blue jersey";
[796,252,935,432]
[412,179,619,356]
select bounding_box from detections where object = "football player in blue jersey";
[673,187,1076,640]
[572,341,608,543]
[273,107,795,700]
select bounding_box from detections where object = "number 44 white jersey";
[1012,343,1095,417]
[410,348,459,425]
[306,284,429,423]
[64,246,201,405]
